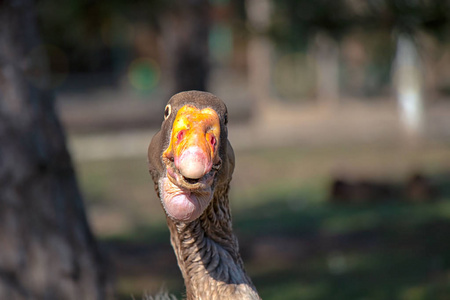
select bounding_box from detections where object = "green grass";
[236,200,450,299]
[229,174,450,299]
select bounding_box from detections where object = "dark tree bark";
[160,0,210,94]
[0,1,111,299]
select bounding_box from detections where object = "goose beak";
[163,105,221,182]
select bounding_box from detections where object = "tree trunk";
[160,0,210,94]
[314,32,340,109]
[246,0,273,121]
[0,1,111,299]
[393,33,424,141]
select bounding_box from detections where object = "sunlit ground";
[75,142,450,300]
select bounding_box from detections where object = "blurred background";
[34,0,450,299]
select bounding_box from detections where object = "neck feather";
[167,183,260,300]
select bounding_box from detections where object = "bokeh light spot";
[209,23,232,63]
[127,58,160,92]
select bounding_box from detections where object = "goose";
[148,91,260,299]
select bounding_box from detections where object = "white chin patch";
[159,177,212,222]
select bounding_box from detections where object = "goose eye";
[164,105,171,120]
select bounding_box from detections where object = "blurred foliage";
[268,0,450,51]
[365,0,450,39]
[36,0,174,73]
[35,0,450,78]
[36,0,248,76]
[269,0,354,51]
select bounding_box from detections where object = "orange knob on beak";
[163,105,221,180]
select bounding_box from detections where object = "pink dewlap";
[165,192,200,222]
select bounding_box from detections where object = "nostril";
[210,135,216,148]
[177,130,185,142]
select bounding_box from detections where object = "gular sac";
[159,176,213,222]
